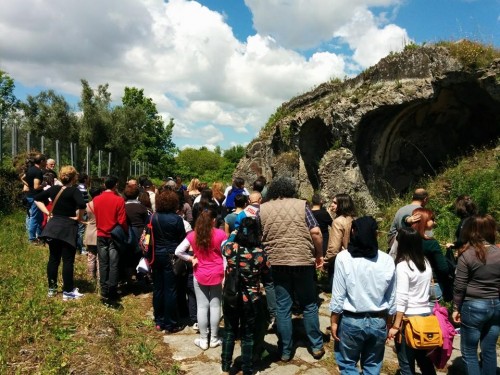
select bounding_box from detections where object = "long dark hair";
[459,214,497,263]
[335,193,356,217]
[395,227,426,272]
[194,202,218,251]
[235,217,261,248]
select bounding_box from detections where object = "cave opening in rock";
[298,118,333,191]
[355,81,500,200]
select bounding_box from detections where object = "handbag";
[139,214,155,264]
[136,257,150,274]
[171,255,188,276]
[402,314,443,350]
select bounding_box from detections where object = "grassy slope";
[0,212,181,375]
[377,146,499,246]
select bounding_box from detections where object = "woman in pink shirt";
[176,202,227,350]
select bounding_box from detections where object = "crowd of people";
[20,152,500,375]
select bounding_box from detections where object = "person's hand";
[445,243,455,249]
[406,214,421,224]
[452,311,461,324]
[315,256,324,269]
[191,256,198,268]
[331,322,340,341]
[387,327,399,340]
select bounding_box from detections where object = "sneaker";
[209,337,222,348]
[191,322,199,332]
[47,289,57,298]
[62,288,84,301]
[194,338,209,350]
[81,249,88,255]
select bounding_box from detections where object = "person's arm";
[310,226,324,269]
[117,200,129,233]
[324,218,344,264]
[388,311,405,340]
[452,252,469,323]
[175,238,193,262]
[329,255,347,340]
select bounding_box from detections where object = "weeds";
[0,211,181,374]
[437,39,500,69]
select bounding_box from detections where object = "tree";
[0,71,18,163]
[175,148,222,179]
[223,145,245,165]
[22,90,78,142]
[121,87,176,177]
[79,80,113,152]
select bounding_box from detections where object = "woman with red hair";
[405,208,453,302]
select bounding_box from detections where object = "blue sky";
[1,0,498,151]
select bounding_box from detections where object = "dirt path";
[153,292,483,374]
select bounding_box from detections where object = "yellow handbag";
[403,315,443,350]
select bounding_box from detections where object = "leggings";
[193,277,222,341]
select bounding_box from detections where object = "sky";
[1,0,498,151]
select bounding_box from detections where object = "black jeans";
[152,252,179,330]
[97,237,120,300]
[47,238,77,292]
[221,298,265,375]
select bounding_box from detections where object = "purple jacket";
[429,301,456,369]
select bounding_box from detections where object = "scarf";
[347,216,379,258]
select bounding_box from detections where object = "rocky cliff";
[235,42,500,213]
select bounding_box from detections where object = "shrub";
[437,39,500,69]
[0,164,22,216]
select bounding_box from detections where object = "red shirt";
[93,190,128,237]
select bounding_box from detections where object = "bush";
[0,164,22,216]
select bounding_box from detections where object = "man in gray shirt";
[387,188,429,247]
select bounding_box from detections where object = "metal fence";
[1,125,150,178]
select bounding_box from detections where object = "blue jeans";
[273,266,323,359]
[395,313,436,375]
[97,237,120,300]
[26,197,43,241]
[460,298,500,375]
[263,268,276,319]
[334,314,387,375]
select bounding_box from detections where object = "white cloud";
[245,0,402,49]
[334,7,410,67]
[0,0,409,148]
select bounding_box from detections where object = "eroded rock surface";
[235,45,500,211]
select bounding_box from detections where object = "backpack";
[223,246,242,309]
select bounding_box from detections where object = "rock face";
[235,44,500,213]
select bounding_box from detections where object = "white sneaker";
[62,288,84,301]
[210,337,222,348]
[194,338,208,350]
[191,322,199,332]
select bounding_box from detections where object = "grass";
[377,145,500,246]
[0,211,182,374]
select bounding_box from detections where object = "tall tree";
[122,87,176,177]
[0,71,18,163]
[22,90,78,142]
[78,80,112,152]
[223,145,245,165]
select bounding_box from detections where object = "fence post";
[134,160,137,176]
[55,140,60,167]
[41,135,44,154]
[73,143,77,169]
[86,146,90,175]
[129,160,132,178]
[11,123,17,158]
[27,131,31,153]
[107,152,111,175]
[98,150,102,178]
[70,142,74,165]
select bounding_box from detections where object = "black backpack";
[223,248,242,309]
